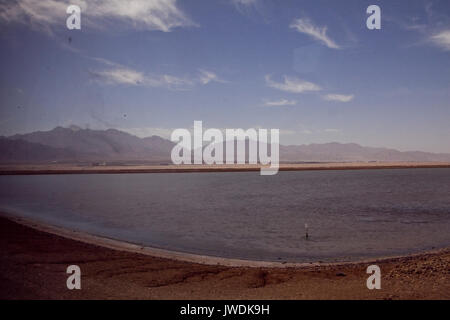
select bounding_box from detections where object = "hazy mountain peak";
[68,125,82,131]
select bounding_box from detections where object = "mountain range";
[1,125,450,164]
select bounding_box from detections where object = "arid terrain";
[1,161,450,175]
[1,215,448,300]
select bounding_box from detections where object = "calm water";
[0,168,449,262]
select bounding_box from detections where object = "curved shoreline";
[2,211,448,268]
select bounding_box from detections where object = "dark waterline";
[1,168,449,262]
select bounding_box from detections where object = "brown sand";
[0,216,449,300]
[1,161,450,175]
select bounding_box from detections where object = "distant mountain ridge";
[1,126,450,164]
[280,142,450,162]
[4,126,174,163]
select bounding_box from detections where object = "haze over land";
[1,126,450,164]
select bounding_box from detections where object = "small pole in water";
[305,223,309,240]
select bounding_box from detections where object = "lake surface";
[0,168,449,262]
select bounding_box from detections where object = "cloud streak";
[198,69,227,84]
[323,94,354,102]
[89,67,147,86]
[89,67,194,90]
[263,99,297,106]
[60,47,226,90]
[290,18,340,49]
[89,63,225,90]
[265,75,321,93]
[430,30,450,51]
[0,0,196,33]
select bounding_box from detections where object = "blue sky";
[0,0,449,152]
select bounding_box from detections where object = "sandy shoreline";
[1,214,449,299]
[1,161,450,175]
[2,212,448,268]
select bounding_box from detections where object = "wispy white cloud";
[89,67,195,90]
[323,94,354,102]
[161,74,195,87]
[263,99,297,107]
[88,62,226,90]
[60,46,227,90]
[265,75,321,93]
[198,69,227,84]
[391,3,450,52]
[231,0,264,16]
[89,67,147,86]
[290,18,340,49]
[0,0,196,33]
[0,0,65,26]
[430,30,450,51]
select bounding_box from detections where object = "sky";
[0,0,449,152]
